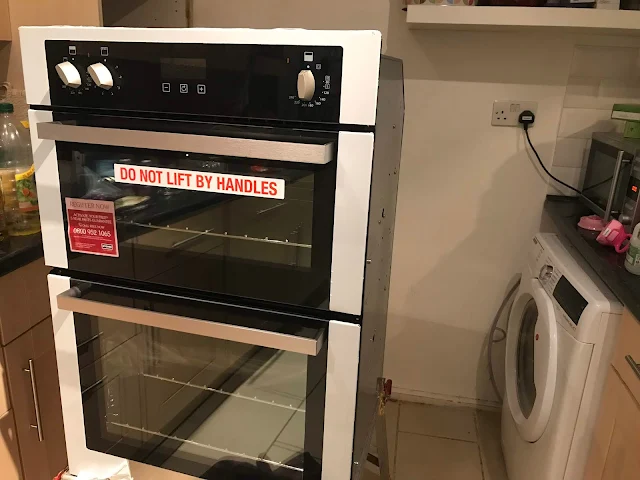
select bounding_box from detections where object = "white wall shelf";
[406,5,640,35]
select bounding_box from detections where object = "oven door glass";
[51,114,337,309]
[68,280,327,480]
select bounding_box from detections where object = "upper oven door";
[35,113,344,310]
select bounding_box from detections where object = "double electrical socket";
[491,100,538,127]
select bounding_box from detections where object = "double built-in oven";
[21,27,404,480]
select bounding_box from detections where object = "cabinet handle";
[625,355,640,381]
[23,359,43,442]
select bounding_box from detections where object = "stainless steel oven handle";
[625,355,640,381]
[24,359,44,442]
[36,122,334,165]
[604,151,630,222]
[57,288,324,356]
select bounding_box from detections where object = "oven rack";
[141,373,307,413]
[108,421,304,474]
[126,221,312,249]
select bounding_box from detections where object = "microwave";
[581,132,640,228]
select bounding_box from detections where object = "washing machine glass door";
[505,277,558,443]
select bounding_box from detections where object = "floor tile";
[399,402,477,442]
[361,468,380,480]
[476,410,509,480]
[370,399,399,475]
[395,432,483,480]
[129,461,197,480]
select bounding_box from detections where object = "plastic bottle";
[0,103,40,236]
[625,223,640,275]
[0,192,8,244]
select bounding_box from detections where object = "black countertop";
[0,233,43,277]
[545,195,640,321]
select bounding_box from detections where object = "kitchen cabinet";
[0,0,11,42]
[0,259,51,345]
[600,377,640,480]
[0,410,23,480]
[1,0,101,89]
[4,317,66,480]
[585,309,640,480]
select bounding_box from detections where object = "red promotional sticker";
[65,198,119,257]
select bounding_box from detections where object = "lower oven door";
[50,275,333,480]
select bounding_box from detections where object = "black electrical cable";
[520,112,583,196]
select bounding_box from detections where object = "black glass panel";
[552,276,588,326]
[45,41,343,124]
[75,281,326,480]
[517,299,538,419]
[55,115,337,309]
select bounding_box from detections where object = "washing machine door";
[505,277,558,443]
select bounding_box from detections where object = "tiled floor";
[366,401,509,480]
[131,400,509,480]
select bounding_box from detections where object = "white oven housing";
[22,26,404,480]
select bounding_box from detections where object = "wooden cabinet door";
[4,318,67,480]
[0,0,10,41]
[585,367,621,480]
[585,365,640,480]
[0,259,51,346]
[601,376,640,480]
[0,410,23,480]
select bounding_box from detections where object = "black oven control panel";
[45,41,343,123]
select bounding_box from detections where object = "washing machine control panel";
[530,233,622,344]
[539,264,554,282]
[537,259,587,330]
[533,237,588,331]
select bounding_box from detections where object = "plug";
[518,110,535,130]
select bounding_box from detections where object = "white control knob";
[297,70,315,101]
[87,63,114,90]
[55,61,82,88]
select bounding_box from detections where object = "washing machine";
[502,233,622,480]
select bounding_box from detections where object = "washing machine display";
[553,276,589,326]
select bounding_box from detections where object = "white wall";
[102,0,188,27]
[384,8,565,406]
[152,0,640,407]
[550,44,640,196]
[383,3,640,406]
[192,0,391,51]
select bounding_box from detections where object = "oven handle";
[36,122,334,165]
[57,288,324,356]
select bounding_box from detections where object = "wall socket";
[491,101,538,127]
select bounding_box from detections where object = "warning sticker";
[65,198,119,257]
[114,164,286,200]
